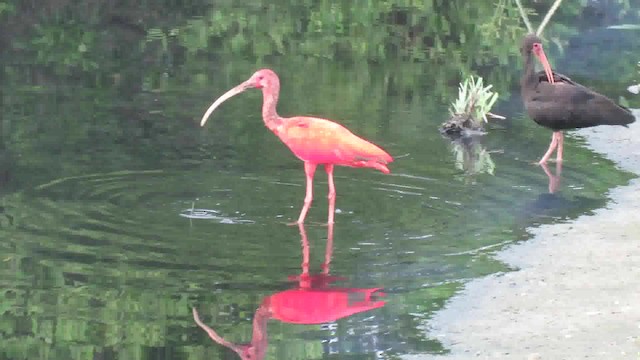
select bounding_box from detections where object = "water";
[1,1,639,359]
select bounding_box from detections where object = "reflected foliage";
[448,136,496,178]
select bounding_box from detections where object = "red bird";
[521,34,635,164]
[199,69,393,224]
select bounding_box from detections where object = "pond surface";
[1,1,639,359]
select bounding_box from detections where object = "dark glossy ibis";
[520,34,635,164]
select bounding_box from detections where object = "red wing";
[277,117,393,172]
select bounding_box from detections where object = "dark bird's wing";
[537,70,578,86]
[526,70,635,130]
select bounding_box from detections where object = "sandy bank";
[407,110,640,359]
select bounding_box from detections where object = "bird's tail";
[618,104,636,127]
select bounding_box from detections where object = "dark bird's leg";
[296,162,317,224]
[541,161,563,193]
[539,131,562,164]
[556,131,564,163]
[325,164,336,225]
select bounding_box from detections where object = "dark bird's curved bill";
[533,44,555,84]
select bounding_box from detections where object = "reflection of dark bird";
[540,161,562,194]
[520,34,635,164]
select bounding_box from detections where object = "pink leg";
[297,223,310,276]
[540,161,563,194]
[322,221,334,275]
[296,162,316,224]
[556,132,564,162]
[325,164,336,225]
[538,131,560,164]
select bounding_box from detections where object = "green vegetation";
[450,76,500,126]
[439,75,502,136]
[449,138,496,177]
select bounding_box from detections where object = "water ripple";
[179,208,255,224]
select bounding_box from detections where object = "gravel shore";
[408,110,640,360]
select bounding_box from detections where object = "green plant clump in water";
[450,76,499,125]
[440,76,500,136]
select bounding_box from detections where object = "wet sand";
[409,110,640,359]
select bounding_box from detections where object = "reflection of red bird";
[520,34,635,164]
[265,287,384,324]
[192,223,386,360]
[267,223,385,324]
[199,69,393,224]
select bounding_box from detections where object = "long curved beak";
[200,81,251,127]
[533,46,555,84]
[192,308,245,355]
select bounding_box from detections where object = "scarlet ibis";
[199,69,393,224]
[192,223,385,360]
[520,34,635,164]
